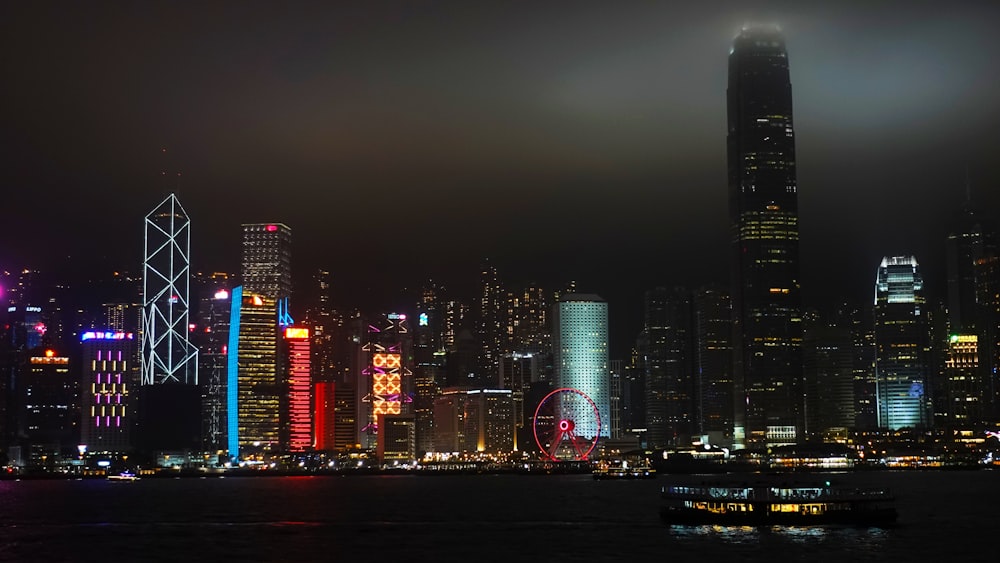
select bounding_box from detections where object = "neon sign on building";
[81,331,135,341]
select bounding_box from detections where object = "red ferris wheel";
[532,387,602,461]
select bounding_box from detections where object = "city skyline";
[3,2,1000,353]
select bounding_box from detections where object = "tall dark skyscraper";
[640,287,693,449]
[727,26,803,448]
[692,286,733,445]
[946,198,997,333]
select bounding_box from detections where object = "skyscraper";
[946,200,997,333]
[228,223,292,459]
[727,26,803,448]
[975,255,1000,421]
[640,287,694,449]
[553,293,609,440]
[874,256,931,430]
[692,286,733,445]
[138,194,200,453]
[18,348,76,466]
[229,289,280,457]
[802,321,855,436]
[283,327,311,452]
[141,194,198,386]
[944,199,996,426]
[413,286,444,456]
[241,223,292,302]
[193,279,232,453]
[81,331,134,455]
[478,261,503,387]
[358,313,412,450]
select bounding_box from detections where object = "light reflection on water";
[669,523,888,548]
[669,524,761,543]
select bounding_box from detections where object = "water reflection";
[669,523,888,549]
[669,524,761,544]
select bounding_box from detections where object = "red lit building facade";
[284,327,312,452]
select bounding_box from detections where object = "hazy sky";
[3,1,1000,346]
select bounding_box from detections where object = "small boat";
[593,459,657,480]
[660,479,896,525]
[107,472,140,482]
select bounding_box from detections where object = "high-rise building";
[432,388,468,454]
[802,322,855,437]
[478,262,503,386]
[81,331,135,455]
[313,381,336,451]
[506,284,550,356]
[500,352,538,449]
[975,255,1000,421]
[358,313,412,450]
[413,288,444,456]
[874,256,931,430]
[377,414,415,463]
[640,287,694,448]
[138,194,200,454]
[241,223,292,302]
[228,288,280,458]
[553,294,609,440]
[944,199,997,427]
[608,359,624,440]
[946,200,997,332]
[692,286,733,445]
[832,302,878,431]
[431,387,513,454]
[193,276,232,453]
[283,327,311,452]
[728,26,803,448]
[943,334,984,428]
[15,348,76,467]
[304,269,336,385]
[621,347,645,437]
[227,223,292,459]
[463,389,514,454]
[141,194,199,386]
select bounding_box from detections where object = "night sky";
[4,2,1000,351]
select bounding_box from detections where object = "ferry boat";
[592,459,656,480]
[107,471,140,482]
[660,479,896,525]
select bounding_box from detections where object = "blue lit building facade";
[553,294,609,440]
[874,256,931,430]
[228,288,280,458]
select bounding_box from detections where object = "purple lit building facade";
[81,331,135,454]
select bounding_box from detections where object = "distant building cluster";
[2,26,999,473]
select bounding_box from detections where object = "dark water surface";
[0,470,995,562]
